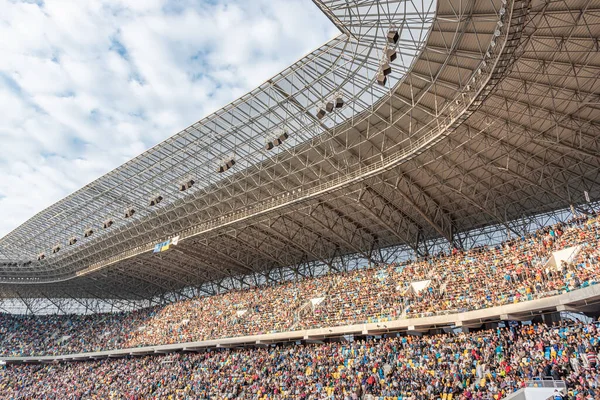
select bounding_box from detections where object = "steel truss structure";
[0,0,599,314]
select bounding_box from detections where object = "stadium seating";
[0,215,598,357]
[1,321,599,399]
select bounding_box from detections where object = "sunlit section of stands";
[0,216,599,358]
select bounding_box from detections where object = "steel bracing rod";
[175,246,251,277]
[389,116,598,209]
[15,293,34,315]
[110,266,178,295]
[357,187,422,253]
[168,251,217,283]
[472,109,600,182]
[131,258,194,296]
[39,293,68,314]
[258,216,340,270]
[385,174,454,243]
[277,212,343,256]
[305,202,375,261]
[409,131,525,237]
[444,131,590,217]
[448,121,599,213]
[436,115,598,197]
[223,229,288,268]
[380,61,596,217]
[324,119,457,244]
[194,240,259,276]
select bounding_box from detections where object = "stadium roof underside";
[0,0,599,310]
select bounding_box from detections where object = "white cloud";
[0,0,338,237]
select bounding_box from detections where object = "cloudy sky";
[0,0,337,237]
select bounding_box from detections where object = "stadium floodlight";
[68,237,77,246]
[179,179,195,192]
[149,194,163,207]
[387,28,399,44]
[52,245,61,254]
[124,207,136,218]
[335,92,344,108]
[103,219,114,229]
[316,103,326,119]
[381,62,392,76]
[37,253,45,261]
[386,47,398,62]
[84,228,94,238]
[376,72,387,86]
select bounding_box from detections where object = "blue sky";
[0,0,337,237]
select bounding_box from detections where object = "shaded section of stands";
[0,215,599,357]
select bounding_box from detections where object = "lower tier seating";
[1,321,598,399]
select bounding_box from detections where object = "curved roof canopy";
[0,0,599,307]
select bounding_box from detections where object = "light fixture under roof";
[179,179,195,192]
[265,128,289,151]
[217,156,236,173]
[124,208,135,218]
[103,219,113,229]
[316,103,326,119]
[84,228,94,238]
[149,194,164,207]
[387,28,399,44]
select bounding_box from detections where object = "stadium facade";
[0,0,598,314]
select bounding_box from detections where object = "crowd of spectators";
[0,214,598,357]
[1,320,599,399]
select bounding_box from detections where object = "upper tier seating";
[0,214,598,357]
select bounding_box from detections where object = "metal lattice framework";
[0,0,599,313]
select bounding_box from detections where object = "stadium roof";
[0,0,599,310]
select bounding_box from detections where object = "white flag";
[171,235,180,246]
